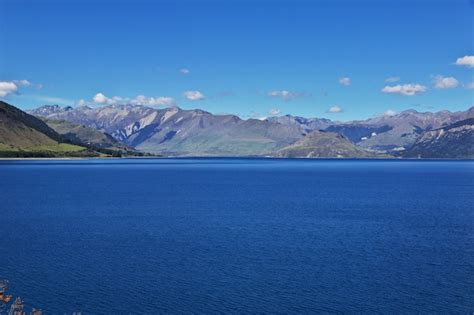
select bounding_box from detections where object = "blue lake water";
[0,158,473,313]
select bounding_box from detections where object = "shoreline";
[0,156,473,161]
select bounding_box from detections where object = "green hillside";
[0,101,89,157]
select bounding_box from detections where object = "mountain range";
[271,107,474,151]
[1,101,472,158]
[28,104,305,156]
[25,103,474,158]
[404,118,474,158]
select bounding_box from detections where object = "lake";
[0,158,473,313]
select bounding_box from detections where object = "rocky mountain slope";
[267,115,333,134]
[29,104,158,141]
[277,130,376,158]
[28,104,474,158]
[328,108,474,151]
[42,118,132,151]
[404,118,474,158]
[30,105,305,156]
[261,108,474,152]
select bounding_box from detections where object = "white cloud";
[76,99,93,107]
[268,108,281,116]
[92,93,176,107]
[13,79,43,89]
[93,92,108,104]
[433,75,459,89]
[13,79,31,87]
[384,109,397,116]
[0,79,42,99]
[465,81,474,89]
[130,95,176,107]
[180,68,190,75]
[381,84,427,96]
[183,90,205,101]
[0,81,18,97]
[92,92,121,105]
[385,76,400,83]
[76,99,87,106]
[327,105,343,113]
[338,77,351,86]
[267,90,303,101]
[455,55,474,68]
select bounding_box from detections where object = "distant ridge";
[405,118,474,158]
[27,103,474,158]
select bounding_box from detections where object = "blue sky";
[0,0,473,120]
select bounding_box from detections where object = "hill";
[277,130,377,158]
[0,101,87,157]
